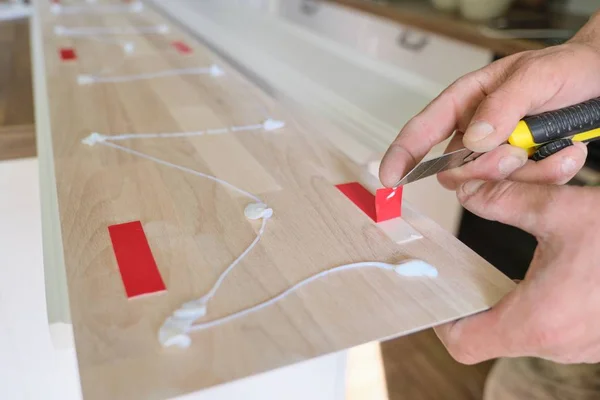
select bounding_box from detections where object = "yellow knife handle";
[509,97,600,150]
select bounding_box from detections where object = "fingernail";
[561,157,578,175]
[498,155,526,175]
[461,180,485,196]
[465,121,494,143]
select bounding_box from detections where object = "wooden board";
[34,1,514,399]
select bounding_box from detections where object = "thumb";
[434,286,525,364]
[456,180,562,239]
[461,67,558,153]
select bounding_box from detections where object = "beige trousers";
[484,358,600,400]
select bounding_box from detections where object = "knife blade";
[392,97,600,188]
[394,148,481,187]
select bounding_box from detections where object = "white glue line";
[54,24,169,37]
[81,119,285,143]
[159,260,438,348]
[187,262,396,332]
[188,216,270,312]
[82,135,270,348]
[82,119,437,350]
[77,65,224,85]
[160,210,273,350]
[82,36,136,55]
[93,140,263,202]
[51,2,143,15]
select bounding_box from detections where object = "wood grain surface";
[35,1,514,399]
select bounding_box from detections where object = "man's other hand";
[379,16,600,189]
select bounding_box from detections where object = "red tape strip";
[59,48,77,61]
[336,182,402,223]
[336,182,376,221]
[172,41,192,54]
[108,221,166,298]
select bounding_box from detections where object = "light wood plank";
[34,1,514,399]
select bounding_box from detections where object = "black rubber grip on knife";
[524,97,600,144]
[532,138,573,161]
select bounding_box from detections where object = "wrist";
[569,11,600,52]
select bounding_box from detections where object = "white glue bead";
[53,25,66,35]
[159,317,195,348]
[50,4,62,14]
[157,24,170,34]
[394,259,438,278]
[122,42,135,54]
[209,65,225,77]
[174,302,207,320]
[263,119,285,131]
[77,75,95,85]
[244,203,273,220]
[81,132,106,146]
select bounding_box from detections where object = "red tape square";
[375,186,402,222]
[59,48,77,61]
[336,182,402,223]
[172,41,192,54]
[108,221,166,298]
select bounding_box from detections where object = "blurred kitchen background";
[1,0,599,399]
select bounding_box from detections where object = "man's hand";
[435,180,600,365]
[379,13,600,189]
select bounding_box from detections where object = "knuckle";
[536,160,567,185]
[478,89,514,118]
[479,180,515,207]
[402,114,431,139]
[448,72,476,91]
[515,58,539,77]
[511,52,539,73]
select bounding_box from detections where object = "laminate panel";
[34,1,514,398]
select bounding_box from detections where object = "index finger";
[379,66,504,187]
